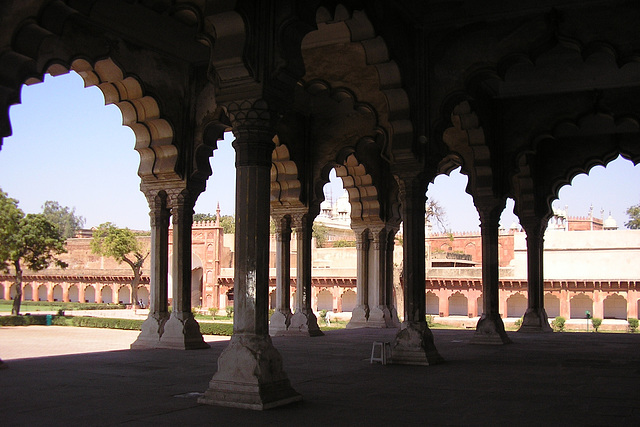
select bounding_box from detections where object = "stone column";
[391,175,443,365]
[385,228,401,327]
[158,189,208,349]
[347,227,370,328]
[62,286,69,303]
[289,213,323,336]
[367,227,392,327]
[519,218,552,332]
[199,105,301,409]
[471,201,511,344]
[269,214,293,335]
[132,191,171,349]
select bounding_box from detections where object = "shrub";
[208,307,218,319]
[591,317,602,332]
[225,306,234,318]
[514,317,523,328]
[199,322,233,336]
[628,318,639,333]
[319,310,328,320]
[425,315,434,327]
[551,316,566,332]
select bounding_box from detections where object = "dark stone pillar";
[391,175,443,365]
[132,191,170,349]
[159,189,209,349]
[269,214,292,335]
[199,106,301,409]
[289,213,323,336]
[471,201,512,344]
[519,218,552,332]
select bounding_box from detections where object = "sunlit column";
[270,214,292,335]
[367,226,392,327]
[347,227,370,328]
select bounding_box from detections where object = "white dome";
[604,214,617,230]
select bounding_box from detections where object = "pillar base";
[390,321,444,365]
[198,334,302,410]
[269,309,292,336]
[157,312,210,349]
[130,312,169,349]
[361,306,394,328]
[345,305,369,329]
[287,310,323,336]
[388,307,401,328]
[519,308,553,333]
[471,313,512,345]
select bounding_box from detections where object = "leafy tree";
[0,189,68,315]
[625,202,640,229]
[41,201,85,239]
[91,222,148,308]
[220,215,235,234]
[193,213,217,222]
[313,222,328,248]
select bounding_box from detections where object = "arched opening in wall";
[191,267,203,308]
[52,285,63,302]
[570,293,593,319]
[426,291,439,315]
[269,290,276,310]
[544,294,561,318]
[101,286,113,304]
[0,284,4,300]
[193,131,236,223]
[118,285,131,305]
[68,285,79,303]
[317,289,333,312]
[138,286,150,307]
[425,167,480,273]
[84,286,96,303]
[9,284,17,300]
[316,168,351,247]
[37,285,47,302]
[476,295,483,317]
[498,198,520,271]
[341,289,357,312]
[448,292,468,316]
[23,284,33,301]
[506,293,527,318]
[603,294,627,319]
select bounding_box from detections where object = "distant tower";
[215,202,221,227]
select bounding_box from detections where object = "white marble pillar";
[346,228,370,328]
[391,176,443,365]
[471,201,511,344]
[519,218,552,332]
[367,227,392,327]
[269,214,292,335]
[199,109,301,409]
[132,191,170,349]
[158,189,209,349]
[288,213,323,336]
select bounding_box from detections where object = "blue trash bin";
[46,314,52,326]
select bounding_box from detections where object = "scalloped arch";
[271,141,303,209]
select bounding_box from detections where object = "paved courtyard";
[1,325,639,426]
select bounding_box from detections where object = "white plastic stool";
[370,341,390,365]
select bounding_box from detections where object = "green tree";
[193,213,217,222]
[41,200,85,239]
[625,202,640,229]
[91,222,148,308]
[0,189,68,315]
[220,215,235,234]
[313,223,328,248]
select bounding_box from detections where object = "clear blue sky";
[1,71,638,232]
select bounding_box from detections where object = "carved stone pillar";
[471,200,512,344]
[269,214,293,335]
[347,227,370,328]
[199,102,301,409]
[288,213,323,336]
[391,175,443,365]
[366,226,392,328]
[386,227,401,327]
[132,191,171,349]
[519,218,552,332]
[158,189,208,350]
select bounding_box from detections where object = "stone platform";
[1,326,639,425]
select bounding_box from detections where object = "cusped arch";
[271,141,303,208]
[333,153,381,224]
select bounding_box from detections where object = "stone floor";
[1,325,639,426]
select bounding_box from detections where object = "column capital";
[520,216,547,240]
[476,197,506,226]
